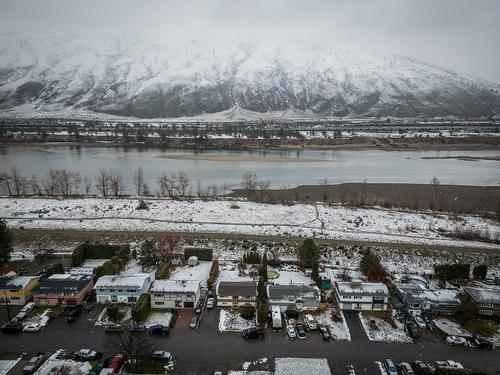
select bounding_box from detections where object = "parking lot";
[1,303,500,375]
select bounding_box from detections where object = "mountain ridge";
[0,34,499,119]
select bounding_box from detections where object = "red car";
[108,355,123,373]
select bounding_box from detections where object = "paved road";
[1,306,500,375]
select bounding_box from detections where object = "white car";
[434,360,464,370]
[206,297,215,309]
[413,316,426,328]
[76,349,99,360]
[445,336,468,346]
[286,325,296,339]
[152,351,172,361]
[23,323,41,332]
[303,314,317,330]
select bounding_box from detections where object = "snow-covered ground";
[120,258,143,276]
[433,318,472,337]
[33,350,92,375]
[314,308,351,341]
[274,358,331,375]
[269,267,312,286]
[217,262,254,283]
[359,313,412,343]
[0,358,21,375]
[242,358,268,371]
[170,261,212,287]
[2,197,499,248]
[94,305,132,326]
[219,309,256,332]
[22,309,51,330]
[144,311,172,328]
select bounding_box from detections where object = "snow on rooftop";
[0,275,37,289]
[94,273,152,289]
[336,282,389,295]
[150,279,200,293]
[464,287,500,304]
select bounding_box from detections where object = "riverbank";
[1,197,499,249]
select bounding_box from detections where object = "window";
[9,289,18,293]
[117,289,123,293]
[126,289,135,292]
[479,309,493,315]
[411,303,421,308]
[128,296,137,303]
[354,296,362,299]
[154,301,164,305]
[109,289,116,292]
[10,296,20,300]
[480,303,493,308]
[343,295,351,299]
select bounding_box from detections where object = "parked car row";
[445,335,494,350]
[382,359,466,375]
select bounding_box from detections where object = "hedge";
[207,260,219,290]
[184,247,212,261]
[72,242,130,267]
[46,262,64,277]
[131,294,151,323]
[434,263,470,282]
[243,251,261,264]
[94,256,125,279]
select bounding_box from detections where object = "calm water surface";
[1,145,499,192]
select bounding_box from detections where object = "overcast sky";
[2,0,499,82]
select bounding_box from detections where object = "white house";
[267,284,320,312]
[94,273,154,304]
[187,256,199,266]
[335,282,389,311]
[150,280,201,309]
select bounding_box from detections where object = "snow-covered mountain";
[0,34,499,119]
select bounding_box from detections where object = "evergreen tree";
[472,264,488,280]
[311,259,322,289]
[298,238,319,268]
[257,276,267,299]
[0,219,13,263]
[261,252,268,281]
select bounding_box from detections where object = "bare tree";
[242,171,257,200]
[95,168,110,196]
[152,235,182,264]
[71,173,82,195]
[257,179,271,202]
[10,166,24,196]
[157,174,169,197]
[44,170,57,196]
[109,169,124,196]
[108,328,152,369]
[431,177,440,212]
[319,178,329,203]
[83,175,92,196]
[0,172,12,196]
[133,166,144,196]
[164,173,178,197]
[177,172,190,197]
[29,174,42,196]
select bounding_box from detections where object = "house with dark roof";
[395,283,460,316]
[335,281,389,311]
[267,284,320,312]
[33,274,93,307]
[0,275,39,305]
[463,287,500,317]
[215,281,257,307]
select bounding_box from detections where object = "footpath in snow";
[1,197,499,249]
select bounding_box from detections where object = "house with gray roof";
[150,280,201,309]
[215,281,257,308]
[267,284,320,312]
[463,287,500,317]
[0,275,39,305]
[335,282,389,311]
[94,273,154,304]
[33,274,93,307]
[395,283,460,316]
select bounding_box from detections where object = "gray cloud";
[1,0,499,82]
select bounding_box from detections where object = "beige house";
[33,274,94,307]
[215,281,257,308]
[150,280,201,309]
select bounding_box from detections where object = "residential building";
[33,274,93,307]
[463,287,500,317]
[267,284,320,312]
[187,256,199,266]
[0,275,39,305]
[215,281,257,307]
[94,273,154,304]
[395,283,460,316]
[335,282,389,311]
[150,280,201,309]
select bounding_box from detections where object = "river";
[1,145,499,192]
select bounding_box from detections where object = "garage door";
[184,302,194,308]
[343,303,352,310]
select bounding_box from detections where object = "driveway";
[343,310,369,342]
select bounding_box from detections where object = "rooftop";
[464,287,500,304]
[36,274,93,294]
[0,275,38,290]
[94,273,152,290]
[336,282,389,296]
[216,281,256,297]
[396,283,460,303]
[150,279,201,294]
[267,284,320,301]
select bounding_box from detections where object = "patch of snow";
[218,309,255,332]
[33,350,92,375]
[274,358,331,375]
[144,311,172,328]
[170,261,212,287]
[314,308,351,341]
[0,358,21,375]
[359,313,412,343]
[433,318,472,337]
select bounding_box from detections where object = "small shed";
[187,256,199,267]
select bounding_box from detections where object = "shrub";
[243,251,261,264]
[169,309,178,328]
[240,306,256,320]
[155,263,170,280]
[72,242,130,267]
[106,304,124,322]
[136,200,148,210]
[46,262,64,277]
[298,238,319,268]
[94,256,125,278]
[207,260,219,290]
[434,263,470,282]
[184,248,212,261]
[472,264,488,280]
[360,250,388,281]
[464,319,499,337]
[131,294,151,323]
